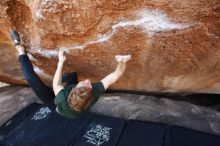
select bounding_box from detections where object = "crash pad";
[1,103,220,146]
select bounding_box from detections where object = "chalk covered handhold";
[115,55,131,63]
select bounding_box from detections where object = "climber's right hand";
[58,49,66,64]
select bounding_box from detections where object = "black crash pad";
[117,120,165,146]
[171,126,220,146]
[1,103,220,146]
[0,103,126,146]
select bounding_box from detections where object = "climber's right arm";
[53,49,65,96]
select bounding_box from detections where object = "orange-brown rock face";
[0,0,220,93]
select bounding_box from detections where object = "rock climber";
[10,30,131,119]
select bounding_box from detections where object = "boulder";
[0,0,220,93]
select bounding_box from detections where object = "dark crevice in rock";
[106,89,220,111]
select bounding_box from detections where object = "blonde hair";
[68,86,92,112]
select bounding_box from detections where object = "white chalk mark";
[31,9,191,57]
[35,9,44,20]
[70,9,189,49]
[31,47,70,58]
[32,48,58,57]
[31,107,51,121]
[84,124,112,146]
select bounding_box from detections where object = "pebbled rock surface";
[0,0,220,93]
[0,86,220,135]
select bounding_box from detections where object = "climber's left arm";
[101,55,131,90]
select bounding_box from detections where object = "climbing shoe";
[9,30,21,46]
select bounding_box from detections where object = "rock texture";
[0,0,220,93]
[0,86,220,135]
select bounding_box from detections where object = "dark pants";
[18,54,78,105]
